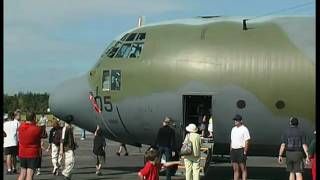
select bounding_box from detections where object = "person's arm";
[243,127,250,155]
[138,163,150,180]
[302,143,309,164]
[94,125,100,136]
[60,126,66,156]
[138,172,144,180]
[171,129,176,151]
[244,139,250,155]
[278,143,286,164]
[163,161,182,168]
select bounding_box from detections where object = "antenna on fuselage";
[137,16,145,27]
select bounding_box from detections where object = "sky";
[4,0,315,95]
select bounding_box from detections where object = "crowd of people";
[3,110,77,180]
[3,109,316,180]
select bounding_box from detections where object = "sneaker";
[81,137,85,140]
[116,152,120,156]
[12,169,17,174]
[97,172,102,176]
[36,169,41,176]
[6,171,12,175]
[124,153,128,156]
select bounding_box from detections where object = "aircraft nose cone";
[49,74,95,129]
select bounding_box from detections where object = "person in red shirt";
[138,148,181,180]
[17,112,42,180]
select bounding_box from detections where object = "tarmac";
[3,127,312,180]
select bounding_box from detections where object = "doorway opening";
[183,95,212,137]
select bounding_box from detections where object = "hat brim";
[186,126,198,133]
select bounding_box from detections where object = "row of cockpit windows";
[103,33,146,59]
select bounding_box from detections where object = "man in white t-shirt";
[230,114,251,180]
[3,112,20,174]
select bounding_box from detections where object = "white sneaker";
[36,169,41,175]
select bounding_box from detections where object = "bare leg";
[12,155,17,170]
[232,163,240,180]
[295,172,303,180]
[123,144,128,153]
[239,163,247,180]
[118,146,123,154]
[289,172,295,180]
[6,155,12,172]
[97,163,101,171]
[26,168,35,180]
[18,168,27,180]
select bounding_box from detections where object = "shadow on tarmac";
[203,166,311,180]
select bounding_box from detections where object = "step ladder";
[176,137,214,176]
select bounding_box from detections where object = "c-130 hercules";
[49,16,315,156]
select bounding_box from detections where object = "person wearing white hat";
[183,123,202,180]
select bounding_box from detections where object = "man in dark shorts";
[230,114,251,180]
[17,112,42,180]
[3,112,19,174]
[278,117,309,180]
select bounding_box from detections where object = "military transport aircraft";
[49,16,315,156]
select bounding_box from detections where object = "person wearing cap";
[278,117,309,180]
[307,131,316,180]
[154,117,176,180]
[183,123,202,180]
[4,111,20,175]
[230,114,250,180]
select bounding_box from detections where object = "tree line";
[3,92,49,114]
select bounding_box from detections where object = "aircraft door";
[182,95,212,138]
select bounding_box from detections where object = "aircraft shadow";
[203,166,312,180]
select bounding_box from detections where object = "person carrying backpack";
[46,120,63,175]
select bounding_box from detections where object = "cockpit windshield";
[102,32,146,59]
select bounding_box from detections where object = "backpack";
[52,128,62,145]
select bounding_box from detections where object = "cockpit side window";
[107,42,122,58]
[135,33,146,41]
[126,33,137,41]
[120,33,129,41]
[102,70,111,91]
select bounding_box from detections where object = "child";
[93,125,106,176]
[138,148,181,180]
